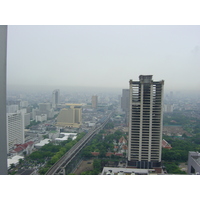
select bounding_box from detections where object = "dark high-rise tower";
[128,75,164,170]
[52,89,60,109]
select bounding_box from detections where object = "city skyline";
[7,25,200,93]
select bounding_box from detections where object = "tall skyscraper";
[128,75,164,170]
[121,89,129,113]
[52,89,60,109]
[7,112,25,153]
[121,89,130,125]
[92,95,98,108]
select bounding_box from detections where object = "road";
[45,111,113,175]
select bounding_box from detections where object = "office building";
[7,112,25,153]
[52,89,60,109]
[187,151,200,175]
[92,95,98,108]
[56,104,82,128]
[121,89,130,124]
[39,103,51,112]
[128,75,164,170]
[121,89,129,113]
[7,104,19,113]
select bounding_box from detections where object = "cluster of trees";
[81,129,126,159]
[162,135,200,162]
[25,120,41,129]
[81,159,102,175]
[164,162,186,174]
[38,132,86,174]
[21,132,86,174]
[162,135,200,174]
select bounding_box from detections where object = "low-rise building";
[187,151,200,175]
[102,167,157,175]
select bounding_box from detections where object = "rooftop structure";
[187,151,200,175]
[34,139,52,149]
[101,167,157,175]
[7,155,24,169]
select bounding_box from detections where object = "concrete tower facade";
[92,95,98,108]
[52,89,60,109]
[128,75,164,169]
[7,112,25,153]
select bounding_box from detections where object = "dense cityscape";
[4,79,200,175]
[1,25,200,178]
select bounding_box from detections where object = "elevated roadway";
[45,111,113,175]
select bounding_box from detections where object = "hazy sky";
[7,25,200,92]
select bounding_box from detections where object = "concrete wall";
[0,25,7,174]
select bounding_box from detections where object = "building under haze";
[128,75,164,171]
[92,95,98,109]
[52,89,60,109]
[121,89,130,125]
[56,104,82,128]
[7,112,24,153]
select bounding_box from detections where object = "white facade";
[164,104,174,113]
[36,114,47,122]
[7,113,24,153]
[35,139,51,149]
[20,101,28,108]
[7,105,19,113]
[128,75,164,169]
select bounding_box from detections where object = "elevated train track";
[45,112,113,175]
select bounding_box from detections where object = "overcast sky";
[7,25,200,92]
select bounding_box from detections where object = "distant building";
[36,114,47,122]
[11,141,34,156]
[20,101,28,108]
[121,89,130,125]
[35,139,51,149]
[121,89,129,113]
[38,103,54,118]
[39,103,51,113]
[7,112,25,153]
[92,95,98,108]
[128,75,164,171]
[6,104,19,113]
[162,139,172,149]
[187,151,200,175]
[56,104,82,128]
[24,113,31,127]
[164,104,174,113]
[52,89,60,109]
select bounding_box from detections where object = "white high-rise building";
[7,112,24,153]
[128,75,164,170]
[6,105,19,113]
[52,89,60,109]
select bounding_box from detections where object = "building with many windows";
[7,112,24,153]
[128,75,164,171]
[56,104,82,128]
